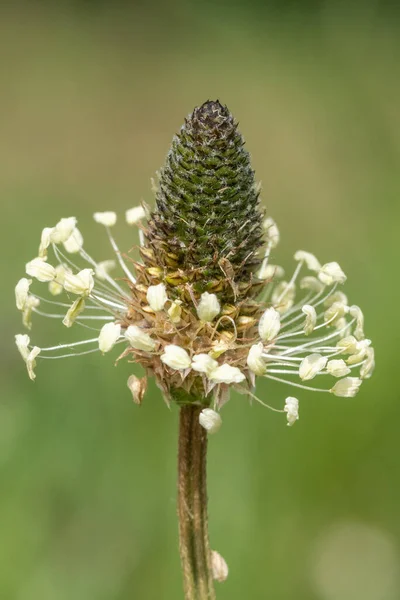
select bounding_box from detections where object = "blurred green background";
[1,2,399,599]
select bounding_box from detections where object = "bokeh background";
[1,2,399,599]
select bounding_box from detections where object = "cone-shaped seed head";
[146,100,264,297]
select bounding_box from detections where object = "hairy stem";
[178,405,216,600]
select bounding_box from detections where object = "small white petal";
[125,206,146,225]
[331,377,362,397]
[146,283,168,312]
[98,322,121,353]
[209,364,245,384]
[258,307,281,342]
[302,304,317,335]
[15,278,32,311]
[346,339,371,365]
[263,217,280,248]
[199,408,222,434]
[336,335,359,354]
[63,297,86,327]
[284,396,299,426]
[26,346,41,380]
[15,334,30,361]
[294,250,321,272]
[349,305,365,340]
[300,276,324,293]
[63,268,94,296]
[247,343,266,375]
[324,301,349,326]
[360,347,375,379]
[38,227,55,258]
[326,359,351,377]
[51,217,77,244]
[125,325,156,352]
[318,262,347,285]
[324,291,348,308]
[258,264,285,280]
[95,260,116,280]
[63,228,84,253]
[167,300,182,323]
[160,345,191,370]
[299,353,327,381]
[191,354,219,377]
[22,295,40,329]
[26,258,56,283]
[196,292,221,323]
[211,551,229,582]
[93,211,117,227]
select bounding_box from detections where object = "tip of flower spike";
[194,100,231,131]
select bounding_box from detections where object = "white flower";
[299,354,327,381]
[263,217,280,248]
[209,364,245,384]
[125,325,156,352]
[349,305,365,340]
[191,354,219,377]
[126,206,146,225]
[63,268,94,296]
[95,260,116,280]
[258,264,285,280]
[324,291,348,308]
[326,359,351,377]
[93,211,117,227]
[258,307,281,342]
[331,377,362,397]
[38,227,54,258]
[196,292,221,322]
[15,278,32,310]
[147,283,168,312]
[160,345,191,370]
[211,551,229,583]
[15,334,40,380]
[324,301,349,326]
[300,276,324,293]
[63,297,86,328]
[284,397,299,426]
[318,262,347,285]
[360,347,375,379]
[337,335,359,355]
[346,338,371,365]
[294,250,321,272]
[51,217,77,244]
[168,300,182,323]
[26,346,41,380]
[98,322,121,353]
[63,228,83,253]
[199,408,222,434]
[302,304,317,335]
[26,258,56,282]
[247,343,266,375]
[15,333,30,360]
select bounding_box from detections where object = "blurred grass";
[1,2,399,599]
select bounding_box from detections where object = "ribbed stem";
[178,405,216,600]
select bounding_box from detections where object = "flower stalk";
[178,405,216,600]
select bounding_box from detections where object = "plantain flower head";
[14,100,374,426]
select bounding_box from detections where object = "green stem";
[177,405,216,600]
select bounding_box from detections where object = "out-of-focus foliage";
[1,2,399,599]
